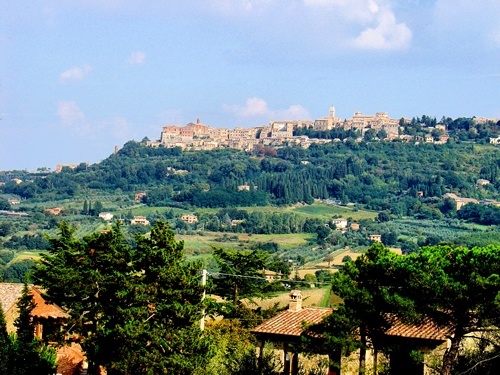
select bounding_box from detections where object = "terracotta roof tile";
[31,286,69,319]
[0,283,24,313]
[252,307,333,337]
[0,283,68,319]
[56,343,85,375]
[384,315,453,341]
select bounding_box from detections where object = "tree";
[381,231,398,246]
[82,200,88,215]
[324,253,334,267]
[376,211,390,223]
[398,245,500,375]
[400,240,419,255]
[92,201,103,216]
[212,248,268,305]
[116,221,211,374]
[325,243,410,374]
[325,243,500,375]
[341,255,352,263]
[316,225,330,244]
[0,198,10,210]
[34,221,210,374]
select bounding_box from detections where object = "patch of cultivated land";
[179,232,313,254]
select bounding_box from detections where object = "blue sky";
[1,0,499,171]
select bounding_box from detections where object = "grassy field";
[243,288,330,310]
[291,202,377,221]
[178,232,313,254]
[130,201,378,221]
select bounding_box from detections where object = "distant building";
[55,164,80,173]
[332,218,348,230]
[181,214,198,224]
[476,179,490,187]
[135,192,147,203]
[237,183,258,191]
[261,270,282,282]
[490,136,500,144]
[131,216,150,226]
[350,223,360,231]
[443,193,479,210]
[45,207,63,215]
[313,105,339,131]
[98,212,114,221]
[8,199,20,205]
[369,234,382,243]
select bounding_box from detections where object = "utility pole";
[200,269,208,331]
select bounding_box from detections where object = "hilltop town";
[148,106,411,152]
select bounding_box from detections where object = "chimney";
[197,118,200,124]
[288,290,302,312]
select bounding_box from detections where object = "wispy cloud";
[128,51,146,65]
[224,98,311,122]
[208,0,412,51]
[353,10,412,50]
[56,100,134,140]
[57,101,85,125]
[59,64,92,83]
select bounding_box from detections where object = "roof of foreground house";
[0,283,24,313]
[384,314,453,341]
[0,283,68,319]
[252,307,333,337]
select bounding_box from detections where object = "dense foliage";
[34,221,210,375]
[2,140,499,212]
[323,243,500,375]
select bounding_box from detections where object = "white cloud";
[224,98,311,121]
[56,101,134,140]
[207,0,411,51]
[353,10,412,50]
[207,0,274,14]
[98,117,133,140]
[59,64,92,83]
[57,101,85,125]
[490,28,500,46]
[128,51,147,65]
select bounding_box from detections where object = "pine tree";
[35,221,210,374]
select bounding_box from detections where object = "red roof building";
[252,290,336,375]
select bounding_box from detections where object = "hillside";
[1,139,500,282]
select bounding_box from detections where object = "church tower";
[329,105,336,119]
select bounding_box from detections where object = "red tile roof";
[384,314,453,341]
[31,286,69,319]
[252,307,333,337]
[0,283,68,319]
[56,343,85,375]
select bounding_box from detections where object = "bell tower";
[329,105,336,119]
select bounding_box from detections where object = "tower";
[329,105,336,119]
